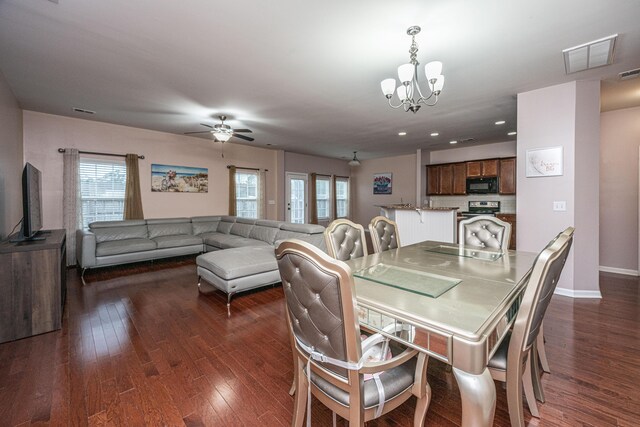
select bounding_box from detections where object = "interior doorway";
[285,172,308,224]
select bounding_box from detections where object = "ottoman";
[196,246,281,315]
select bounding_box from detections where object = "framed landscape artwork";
[151,164,209,192]
[373,173,392,194]
[525,146,563,177]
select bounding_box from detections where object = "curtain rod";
[227,165,268,172]
[57,148,145,159]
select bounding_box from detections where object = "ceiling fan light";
[213,131,232,142]
[397,63,414,84]
[424,61,442,81]
[381,78,396,97]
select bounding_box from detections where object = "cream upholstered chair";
[324,219,368,261]
[459,215,512,251]
[368,216,401,253]
[488,227,574,427]
[276,239,431,427]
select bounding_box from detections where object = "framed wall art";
[373,173,392,194]
[151,164,209,192]
[525,146,563,177]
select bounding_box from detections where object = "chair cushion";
[372,221,398,251]
[487,330,511,372]
[152,234,203,249]
[96,238,156,256]
[196,246,277,280]
[310,357,417,409]
[463,219,506,249]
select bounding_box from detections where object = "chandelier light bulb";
[396,85,409,101]
[433,75,445,92]
[397,63,415,84]
[424,61,442,81]
[381,78,396,97]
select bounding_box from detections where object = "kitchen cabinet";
[467,159,498,177]
[496,214,516,250]
[426,164,453,195]
[452,163,467,195]
[499,157,516,194]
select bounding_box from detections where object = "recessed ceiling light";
[398,132,407,136]
[449,140,457,144]
[495,120,506,125]
[507,131,517,136]
[430,132,439,137]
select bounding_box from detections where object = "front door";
[285,173,308,224]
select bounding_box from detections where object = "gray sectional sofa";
[76,216,326,291]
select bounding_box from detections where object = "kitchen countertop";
[377,205,459,211]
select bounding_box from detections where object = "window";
[235,170,258,218]
[315,176,331,220]
[335,177,349,218]
[79,158,127,229]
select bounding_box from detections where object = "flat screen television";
[14,162,44,242]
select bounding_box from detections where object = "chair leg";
[523,355,540,418]
[226,291,236,317]
[292,359,307,427]
[413,382,432,427]
[537,324,551,373]
[531,340,546,403]
[505,358,525,427]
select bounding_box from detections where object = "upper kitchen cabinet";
[452,163,467,195]
[466,159,498,177]
[426,164,453,195]
[499,157,516,194]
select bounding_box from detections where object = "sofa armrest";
[76,229,97,268]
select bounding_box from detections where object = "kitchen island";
[377,205,458,245]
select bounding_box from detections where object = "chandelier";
[348,151,361,166]
[380,26,444,113]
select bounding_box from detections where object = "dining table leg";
[453,367,496,427]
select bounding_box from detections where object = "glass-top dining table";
[344,241,538,427]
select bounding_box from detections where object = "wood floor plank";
[0,259,638,426]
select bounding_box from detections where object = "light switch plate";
[553,201,566,211]
[268,200,275,205]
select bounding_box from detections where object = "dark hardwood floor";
[1,257,638,426]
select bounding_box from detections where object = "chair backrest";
[510,227,574,359]
[368,216,401,253]
[324,219,368,261]
[459,215,512,251]
[276,239,362,380]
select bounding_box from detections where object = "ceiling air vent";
[72,107,95,115]
[459,138,476,143]
[562,34,617,74]
[619,68,640,80]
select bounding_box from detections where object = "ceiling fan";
[184,115,254,142]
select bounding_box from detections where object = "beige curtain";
[309,173,318,224]
[62,148,82,266]
[124,154,144,219]
[331,174,338,220]
[258,169,266,219]
[228,166,237,216]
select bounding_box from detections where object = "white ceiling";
[1,0,639,160]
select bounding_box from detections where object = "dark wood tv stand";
[0,229,67,343]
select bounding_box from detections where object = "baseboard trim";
[599,266,639,276]
[554,287,602,299]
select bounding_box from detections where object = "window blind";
[79,158,127,228]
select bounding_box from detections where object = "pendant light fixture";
[348,151,361,166]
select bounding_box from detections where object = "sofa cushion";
[196,246,277,280]
[204,233,265,249]
[91,224,149,243]
[280,223,325,234]
[153,234,203,249]
[147,218,193,238]
[191,216,222,235]
[89,219,146,229]
[230,221,254,237]
[249,224,280,245]
[96,238,156,256]
[217,221,234,234]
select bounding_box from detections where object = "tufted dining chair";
[324,219,368,261]
[487,227,574,427]
[276,239,431,427]
[368,216,401,253]
[459,215,511,251]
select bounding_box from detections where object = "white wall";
[0,69,23,239]
[600,105,640,273]
[517,80,600,296]
[429,141,516,164]
[22,111,279,229]
[351,153,416,227]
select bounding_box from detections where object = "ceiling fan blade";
[200,123,214,129]
[233,128,252,133]
[233,133,254,142]
[184,131,213,135]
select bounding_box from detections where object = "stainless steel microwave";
[466,177,499,194]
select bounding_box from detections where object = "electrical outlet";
[268,200,276,205]
[553,201,566,211]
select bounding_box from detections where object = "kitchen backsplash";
[426,194,516,214]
